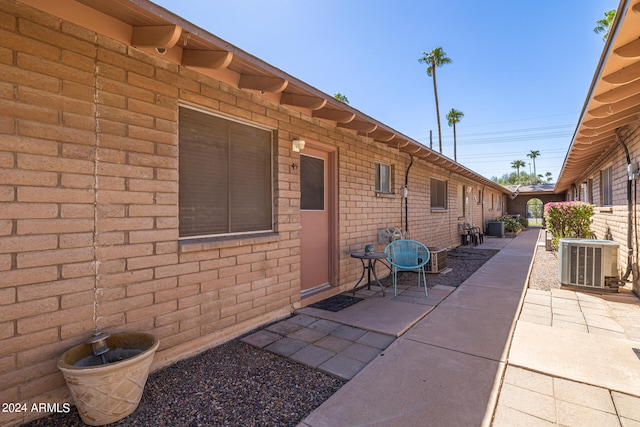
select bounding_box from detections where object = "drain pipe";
[615,128,633,282]
[404,155,413,237]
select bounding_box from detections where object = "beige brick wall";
[0,2,509,424]
[566,123,640,283]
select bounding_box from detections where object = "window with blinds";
[178,106,273,238]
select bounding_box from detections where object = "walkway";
[243,229,640,426]
[296,231,534,426]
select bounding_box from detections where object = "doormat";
[308,294,364,312]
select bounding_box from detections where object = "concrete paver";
[290,345,335,368]
[303,339,503,427]
[510,319,640,397]
[497,382,557,422]
[403,304,515,361]
[611,391,640,422]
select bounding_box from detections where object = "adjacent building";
[555,0,640,294]
[0,1,510,423]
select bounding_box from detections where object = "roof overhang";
[556,0,640,192]
[18,0,510,194]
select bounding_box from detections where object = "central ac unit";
[558,238,619,289]
[425,247,448,274]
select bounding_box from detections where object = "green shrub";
[518,217,528,229]
[543,201,594,249]
[498,215,522,233]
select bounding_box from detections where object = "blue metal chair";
[384,240,430,296]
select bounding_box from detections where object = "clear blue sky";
[154,0,618,182]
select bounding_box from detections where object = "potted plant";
[57,331,159,426]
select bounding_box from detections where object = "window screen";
[430,178,447,209]
[179,106,272,238]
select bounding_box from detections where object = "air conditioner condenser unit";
[425,247,448,274]
[558,238,619,290]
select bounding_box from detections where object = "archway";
[526,198,543,226]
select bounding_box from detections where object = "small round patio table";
[350,251,388,296]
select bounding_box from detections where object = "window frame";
[178,104,275,240]
[601,166,613,206]
[430,178,448,210]
[374,161,393,194]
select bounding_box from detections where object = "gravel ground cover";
[24,246,504,427]
[379,246,500,289]
[25,342,344,427]
[528,240,561,291]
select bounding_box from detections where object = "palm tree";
[527,150,540,182]
[419,47,451,154]
[511,160,526,180]
[545,172,553,183]
[594,10,616,41]
[446,108,464,161]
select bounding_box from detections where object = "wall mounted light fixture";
[292,139,306,152]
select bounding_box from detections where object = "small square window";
[375,162,392,193]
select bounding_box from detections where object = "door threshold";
[298,285,341,308]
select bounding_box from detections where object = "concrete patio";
[243,229,640,426]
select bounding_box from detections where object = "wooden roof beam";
[602,60,640,85]
[587,92,640,118]
[360,128,395,141]
[182,50,233,70]
[131,25,182,48]
[312,108,356,123]
[337,120,377,133]
[238,74,288,93]
[280,93,327,110]
[614,38,640,59]
[594,78,640,103]
[583,104,640,128]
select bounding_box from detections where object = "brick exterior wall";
[566,124,640,286]
[506,193,565,219]
[0,2,508,424]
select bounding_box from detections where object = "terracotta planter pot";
[58,332,159,426]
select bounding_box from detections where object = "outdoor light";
[292,139,306,152]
